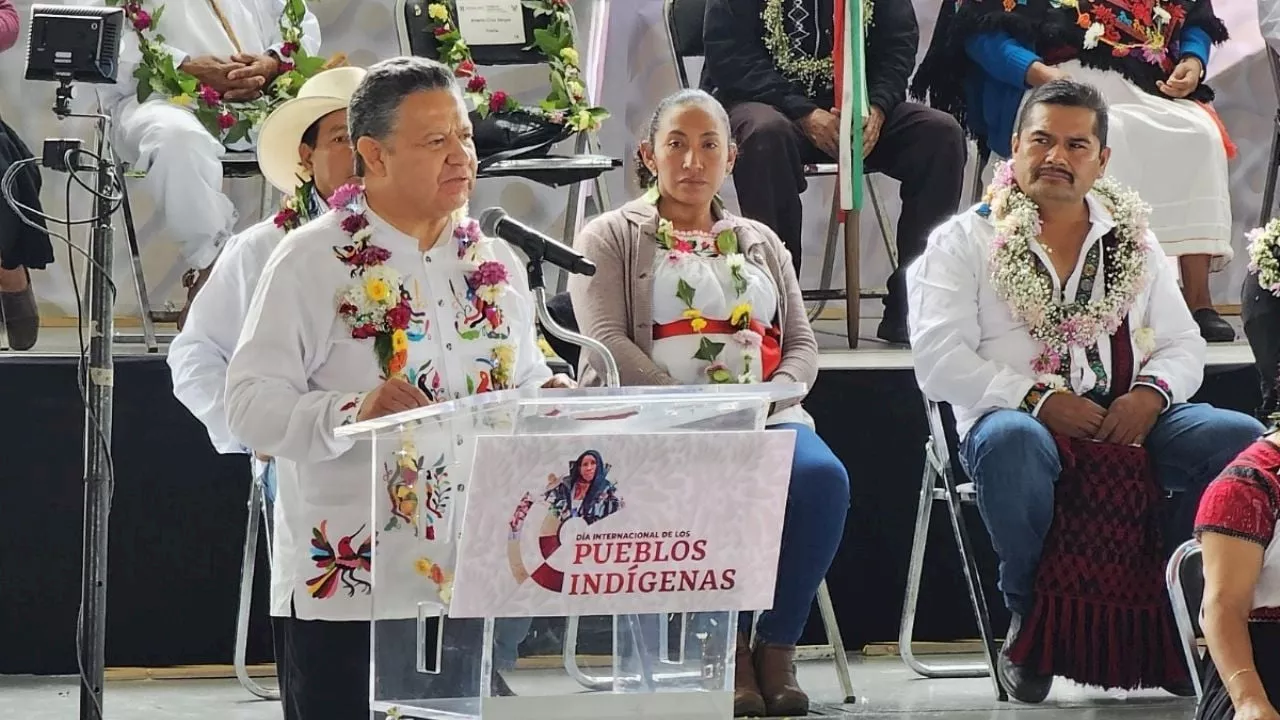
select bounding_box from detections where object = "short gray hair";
[348,56,459,175]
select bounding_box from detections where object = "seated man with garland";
[912,0,1238,343]
[701,0,967,345]
[91,0,325,327]
[908,79,1263,703]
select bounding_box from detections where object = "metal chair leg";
[234,467,280,700]
[867,181,896,268]
[1166,539,1204,699]
[118,166,157,353]
[843,210,860,348]
[941,471,1007,700]
[807,194,843,323]
[816,580,856,703]
[563,614,701,691]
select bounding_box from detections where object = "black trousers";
[278,615,486,720]
[727,100,966,318]
[1242,269,1280,416]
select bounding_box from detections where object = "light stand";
[523,257,620,389]
[53,76,117,720]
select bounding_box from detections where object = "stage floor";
[3,316,1256,372]
[0,654,1195,720]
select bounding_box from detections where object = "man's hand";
[254,451,272,462]
[542,374,576,389]
[221,52,282,102]
[799,108,840,158]
[1095,386,1165,445]
[1158,56,1203,99]
[1037,391,1107,439]
[862,106,885,158]
[178,55,251,95]
[356,378,431,422]
[1025,61,1069,87]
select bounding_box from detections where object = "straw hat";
[256,66,367,195]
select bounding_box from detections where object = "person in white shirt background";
[224,56,571,718]
[907,79,1263,703]
[89,0,322,326]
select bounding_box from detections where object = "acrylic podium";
[334,383,805,720]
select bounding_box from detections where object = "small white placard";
[454,0,526,46]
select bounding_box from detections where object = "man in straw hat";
[169,64,366,463]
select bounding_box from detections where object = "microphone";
[479,207,596,277]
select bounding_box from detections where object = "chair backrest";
[1269,45,1280,107]
[541,292,582,372]
[397,0,557,66]
[665,0,709,89]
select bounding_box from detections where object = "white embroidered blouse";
[225,207,551,621]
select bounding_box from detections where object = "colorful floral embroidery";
[384,441,453,540]
[1052,0,1188,70]
[982,160,1150,386]
[414,556,454,604]
[307,520,372,599]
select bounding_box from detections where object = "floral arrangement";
[273,178,316,231]
[1247,218,1280,297]
[108,0,328,142]
[423,0,608,133]
[761,0,874,95]
[982,160,1150,383]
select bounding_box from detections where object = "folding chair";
[1261,47,1280,227]
[1166,538,1205,699]
[663,0,897,349]
[113,148,274,353]
[233,460,279,700]
[395,0,621,294]
[899,398,1007,700]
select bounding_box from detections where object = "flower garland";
[982,160,1150,381]
[108,0,329,142]
[761,0,874,95]
[423,1,608,133]
[1248,218,1280,297]
[655,219,758,384]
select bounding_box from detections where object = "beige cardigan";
[566,197,819,409]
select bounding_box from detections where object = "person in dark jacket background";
[0,0,52,351]
[701,0,966,345]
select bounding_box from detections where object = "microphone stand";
[523,253,620,389]
[52,78,116,720]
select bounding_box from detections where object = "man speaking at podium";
[225,57,569,718]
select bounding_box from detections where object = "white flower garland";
[1247,218,1280,297]
[983,161,1151,377]
[761,0,873,95]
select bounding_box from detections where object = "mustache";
[1035,165,1074,182]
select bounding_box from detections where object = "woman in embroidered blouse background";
[567,89,850,718]
[1195,417,1280,720]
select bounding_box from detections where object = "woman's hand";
[542,374,576,389]
[1158,57,1203,99]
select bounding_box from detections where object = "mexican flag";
[833,0,867,213]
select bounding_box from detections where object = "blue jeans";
[740,423,851,645]
[493,618,531,671]
[960,403,1263,616]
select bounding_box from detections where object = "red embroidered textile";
[1007,435,1188,689]
[1194,440,1280,547]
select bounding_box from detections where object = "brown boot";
[733,633,766,717]
[754,643,809,716]
[176,266,212,331]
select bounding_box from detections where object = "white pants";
[111,98,239,269]
[1058,61,1234,264]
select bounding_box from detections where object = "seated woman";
[1195,428,1280,720]
[566,88,850,718]
[911,0,1236,342]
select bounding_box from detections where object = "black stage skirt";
[1197,622,1280,720]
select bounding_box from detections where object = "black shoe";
[1193,308,1235,343]
[1161,678,1196,697]
[490,670,516,697]
[997,614,1053,704]
[876,315,910,346]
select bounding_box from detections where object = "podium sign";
[335,384,807,720]
[451,431,794,618]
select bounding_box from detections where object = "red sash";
[652,318,781,379]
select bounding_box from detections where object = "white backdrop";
[0,0,1269,317]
